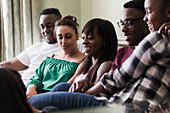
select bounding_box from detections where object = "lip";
[83,46,91,52]
[147,22,152,31]
[124,34,131,41]
[62,45,69,49]
[44,34,52,40]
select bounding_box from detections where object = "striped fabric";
[96,32,170,107]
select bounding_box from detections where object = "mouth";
[124,34,131,41]
[62,45,69,49]
[83,46,91,52]
[147,22,152,31]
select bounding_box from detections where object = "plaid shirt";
[95,32,170,107]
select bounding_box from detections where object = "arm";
[26,84,38,100]
[0,58,28,71]
[98,32,166,95]
[26,61,46,99]
[84,61,112,94]
[69,61,112,93]
[67,58,87,83]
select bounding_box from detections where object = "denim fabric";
[29,92,104,110]
[51,83,71,92]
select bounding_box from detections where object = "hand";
[158,22,170,40]
[109,70,113,74]
[26,84,38,100]
[159,104,170,113]
[69,80,92,93]
[145,104,170,113]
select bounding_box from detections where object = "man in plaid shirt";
[94,0,170,112]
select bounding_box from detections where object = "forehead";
[39,14,58,25]
[144,0,163,9]
[122,8,144,20]
[56,25,75,34]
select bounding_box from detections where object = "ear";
[76,33,79,40]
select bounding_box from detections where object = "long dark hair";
[82,18,118,83]
[0,66,33,113]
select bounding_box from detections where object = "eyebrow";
[124,18,134,21]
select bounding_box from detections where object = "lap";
[51,83,72,92]
[29,92,104,110]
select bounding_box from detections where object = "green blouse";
[26,57,79,91]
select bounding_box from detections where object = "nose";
[62,37,67,44]
[121,25,128,32]
[82,37,88,45]
[143,14,148,22]
[44,26,50,33]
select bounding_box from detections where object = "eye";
[58,36,63,40]
[126,21,132,26]
[65,34,72,39]
[40,25,45,30]
[88,36,93,40]
[46,24,54,29]
[82,36,85,40]
[146,9,152,14]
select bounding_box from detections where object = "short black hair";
[162,0,170,7]
[40,8,62,20]
[124,0,145,13]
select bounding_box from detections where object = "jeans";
[29,83,104,110]
[51,82,71,92]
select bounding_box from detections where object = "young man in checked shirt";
[91,0,170,112]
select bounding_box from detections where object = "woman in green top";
[26,15,85,99]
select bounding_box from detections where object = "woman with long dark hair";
[28,18,118,111]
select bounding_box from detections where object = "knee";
[51,83,71,92]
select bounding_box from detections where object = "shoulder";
[98,61,112,71]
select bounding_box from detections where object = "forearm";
[0,58,28,71]
[84,82,108,95]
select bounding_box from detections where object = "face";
[82,27,103,58]
[144,0,169,32]
[39,14,58,44]
[120,8,149,46]
[56,25,78,52]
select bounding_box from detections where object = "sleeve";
[26,60,47,90]
[110,48,123,71]
[101,32,165,94]
[16,45,33,66]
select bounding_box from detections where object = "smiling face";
[39,14,58,44]
[56,25,78,52]
[121,8,149,46]
[144,0,170,32]
[82,27,103,58]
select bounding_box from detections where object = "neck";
[92,57,98,65]
[62,47,80,60]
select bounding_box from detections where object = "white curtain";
[1,0,40,61]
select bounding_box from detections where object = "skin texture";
[144,0,170,32]
[121,8,149,46]
[39,14,58,44]
[56,25,79,56]
[82,28,103,58]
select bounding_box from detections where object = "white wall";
[80,0,128,38]
[39,0,81,34]
[39,0,129,38]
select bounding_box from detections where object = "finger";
[158,24,166,34]
[76,82,84,92]
[69,83,76,92]
[81,82,89,92]
[159,105,167,113]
